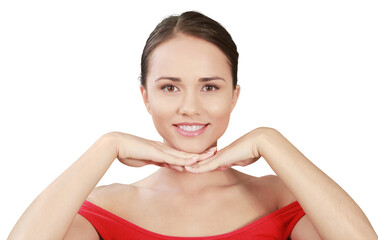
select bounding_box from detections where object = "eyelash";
[160,84,220,92]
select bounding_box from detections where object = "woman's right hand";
[108,132,216,172]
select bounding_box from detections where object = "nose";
[177,92,201,117]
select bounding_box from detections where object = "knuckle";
[166,156,182,165]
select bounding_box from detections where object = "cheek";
[148,95,176,122]
[212,105,231,125]
[206,97,233,129]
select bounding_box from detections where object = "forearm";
[8,133,117,240]
[258,128,377,239]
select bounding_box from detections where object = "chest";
[112,187,276,237]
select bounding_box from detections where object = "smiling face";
[141,34,240,153]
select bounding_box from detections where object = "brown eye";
[161,84,178,92]
[202,85,219,92]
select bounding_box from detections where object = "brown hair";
[140,11,239,89]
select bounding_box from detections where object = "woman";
[8,11,377,240]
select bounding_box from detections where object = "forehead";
[147,34,232,83]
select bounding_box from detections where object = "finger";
[184,148,217,165]
[195,157,214,166]
[159,143,217,161]
[232,160,251,166]
[182,147,217,166]
[156,142,199,159]
[137,160,166,168]
[202,146,217,154]
[191,147,249,171]
[214,165,232,171]
[185,157,221,173]
[168,165,185,172]
[154,150,195,166]
[196,148,217,161]
[151,145,217,166]
[162,163,185,172]
[120,159,150,167]
[164,148,199,159]
[149,161,165,167]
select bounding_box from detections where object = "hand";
[185,128,266,173]
[108,132,217,172]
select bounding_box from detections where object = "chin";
[171,140,215,154]
[159,129,219,153]
[178,146,208,154]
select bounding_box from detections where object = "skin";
[8,34,377,239]
[142,33,239,154]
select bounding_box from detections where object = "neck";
[139,167,248,194]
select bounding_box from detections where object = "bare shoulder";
[87,183,137,209]
[64,184,136,240]
[255,175,321,239]
[64,185,133,240]
[64,214,100,240]
[88,182,135,198]
[254,175,297,209]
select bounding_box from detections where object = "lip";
[173,122,209,137]
[174,122,208,126]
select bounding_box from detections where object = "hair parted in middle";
[140,11,239,89]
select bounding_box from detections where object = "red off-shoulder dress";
[78,200,305,240]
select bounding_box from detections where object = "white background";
[1,0,377,238]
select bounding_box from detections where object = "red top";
[78,200,305,240]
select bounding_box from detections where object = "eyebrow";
[154,76,226,83]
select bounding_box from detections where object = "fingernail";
[207,147,217,152]
[176,167,184,172]
[191,155,199,161]
[204,150,216,156]
[185,166,195,172]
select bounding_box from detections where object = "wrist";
[98,132,120,161]
[251,127,281,156]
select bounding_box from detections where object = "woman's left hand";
[185,127,267,173]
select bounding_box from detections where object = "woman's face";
[141,34,240,153]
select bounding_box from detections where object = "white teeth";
[178,125,205,132]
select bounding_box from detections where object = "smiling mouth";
[173,123,210,136]
[176,124,207,131]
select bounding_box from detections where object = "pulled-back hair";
[140,11,239,89]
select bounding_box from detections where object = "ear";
[140,85,152,114]
[231,84,240,112]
